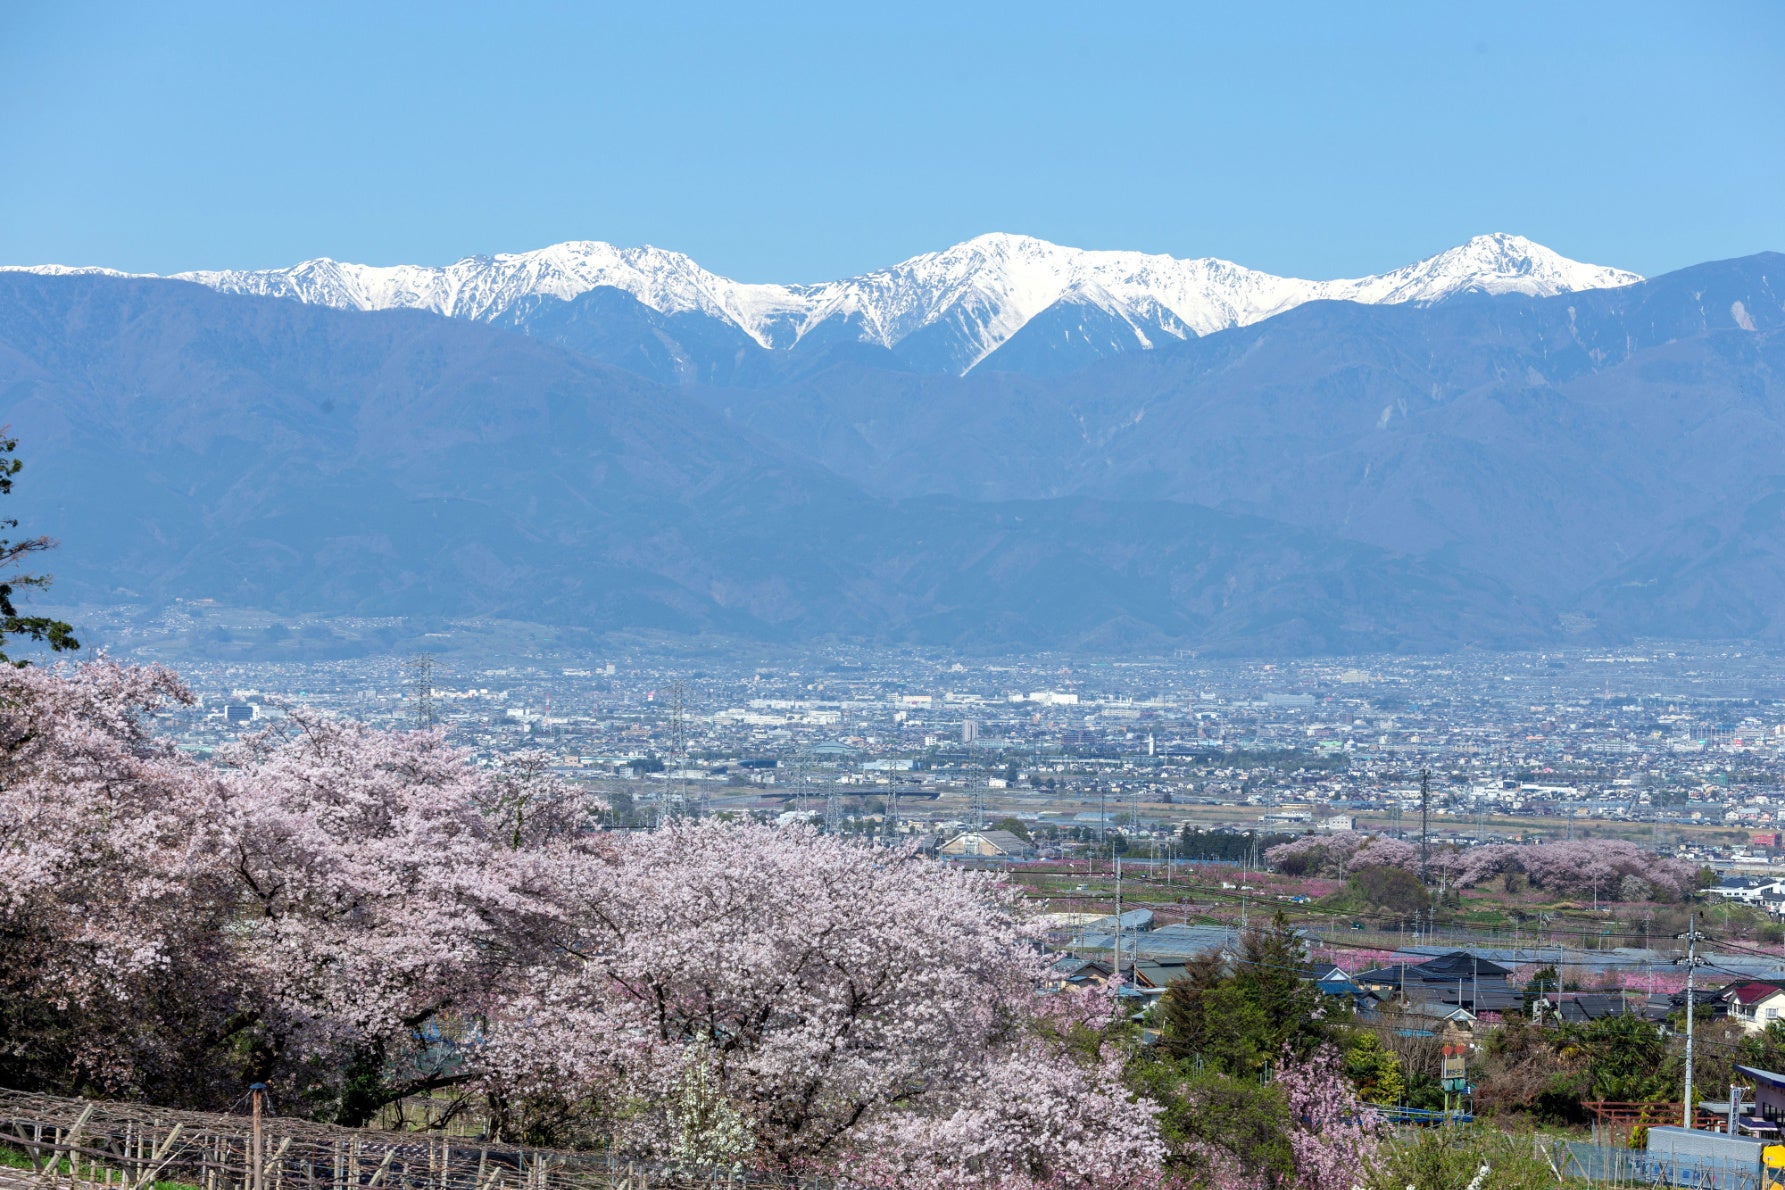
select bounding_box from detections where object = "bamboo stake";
[363,1150,396,1190]
[125,1122,184,1190]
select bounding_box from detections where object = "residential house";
[1303,963,1377,1012]
[1050,956,1113,990]
[1711,877,1785,908]
[1353,951,1520,1015]
[1534,992,1643,1023]
[1734,1065,1785,1136]
[1722,982,1785,1034]
[1131,959,1191,991]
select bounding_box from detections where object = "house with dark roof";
[1533,991,1642,1023]
[1050,956,1113,989]
[1302,963,1377,1011]
[1131,959,1191,990]
[1712,877,1785,907]
[1353,951,1516,1014]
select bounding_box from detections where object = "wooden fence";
[0,1090,782,1190]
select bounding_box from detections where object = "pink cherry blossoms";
[1267,828,1694,901]
[1264,831,1413,877]
[1,658,1163,1185]
[1452,839,1697,899]
[479,820,1160,1179]
[1275,1045,1382,1190]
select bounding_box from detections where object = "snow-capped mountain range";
[6,232,1640,376]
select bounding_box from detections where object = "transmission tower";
[407,654,436,730]
[885,786,902,838]
[664,681,692,820]
[667,681,687,759]
[792,751,811,818]
[1419,768,1431,884]
[970,781,988,831]
[824,781,845,834]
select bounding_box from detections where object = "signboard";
[1441,1044,1466,1087]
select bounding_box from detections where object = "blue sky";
[1,2,1780,282]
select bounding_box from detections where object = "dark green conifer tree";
[0,434,77,663]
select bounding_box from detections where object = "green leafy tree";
[1161,978,1272,1076]
[1578,1015,1674,1102]
[1130,1059,1296,1189]
[1159,912,1335,1077]
[1521,963,1562,1016]
[1741,1021,1785,1071]
[0,435,76,663]
[1345,1031,1406,1107]
[1159,955,1235,1059]
[992,815,1032,842]
[1349,865,1430,915]
[1236,909,1333,1058]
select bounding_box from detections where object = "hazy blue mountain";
[491,286,772,387]
[698,254,1785,634]
[971,296,1182,377]
[0,274,1543,653]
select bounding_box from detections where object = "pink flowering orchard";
[1266,828,1696,900]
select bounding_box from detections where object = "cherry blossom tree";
[480,821,1162,1176]
[1345,838,1417,872]
[213,710,564,1122]
[841,981,1163,1190]
[1265,833,1370,877]
[1274,1044,1382,1190]
[1274,830,1692,903]
[473,748,606,849]
[1455,840,1694,900]
[0,658,229,1097]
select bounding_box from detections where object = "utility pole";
[1420,768,1431,884]
[1682,914,1706,1129]
[1113,855,1124,985]
[1098,785,1107,853]
[250,1083,267,1190]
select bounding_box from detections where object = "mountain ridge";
[0,271,1550,654]
[2,232,1640,377]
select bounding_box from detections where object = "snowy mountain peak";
[1323,233,1643,305]
[4,233,1642,374]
